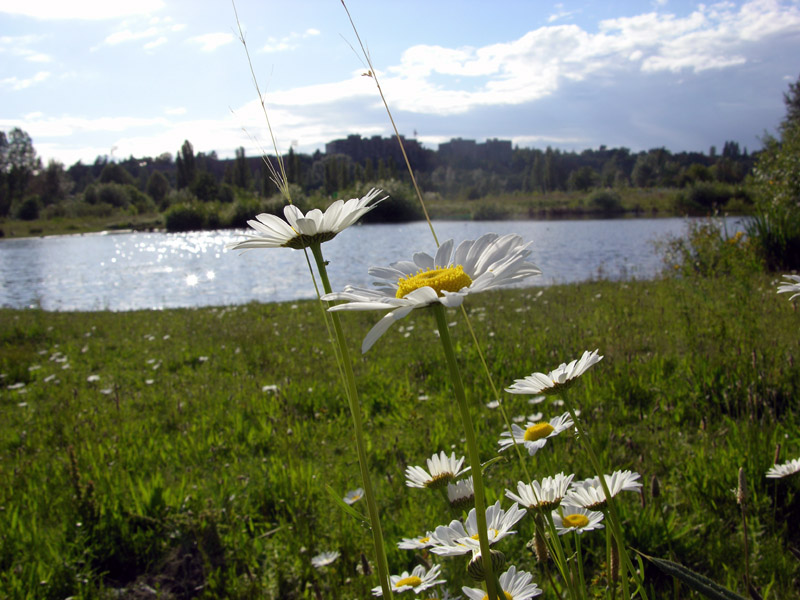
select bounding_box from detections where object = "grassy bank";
[0,186,747,240]
[1,273,798,599]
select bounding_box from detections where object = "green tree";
[191,171,219,202]
[233,147,252,190]
[146,170,170,207]
[176,140,196,190]
[782,72,800,129]
[4,128,40,213]
[748,120,800,269]
[41,160,69,204]
[99,163,135,185]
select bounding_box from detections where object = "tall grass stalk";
[230,3,392,595]
[432,303,499,600]
[562,395,649,600]
[311,243,392,597]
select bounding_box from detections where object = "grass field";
[1,270,798,599]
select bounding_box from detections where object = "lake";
[0,217,746,311]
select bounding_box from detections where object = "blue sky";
[1,0,799,166]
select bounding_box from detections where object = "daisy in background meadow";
[766,457,800,479]
[343,488,364,505]
[406,451,468,489]
[311,550,340,569]
[429,500,526,556]
[564,470,643,511]
[552,506,605,535]
[371,564,446,597]
[505,472,575,511]
[227,188,385,251]
[777,274,800,300]
[462,566,542,600]
[323,233,541,352]
[497,412,574,456]
[505,350,602,397]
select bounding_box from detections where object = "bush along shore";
[1,267,799,598]
[0,182,754,240]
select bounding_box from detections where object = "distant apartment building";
[325,134,429,168]
[437,137,513,167]
[325,134,512,170]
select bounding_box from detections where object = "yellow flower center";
[420,536,430,543]
[395,575,423,588]
[470,528,498,540]
[524,422,554,442]
[396,265,473,299]
[563,514,590,528]
[482,592,513,600]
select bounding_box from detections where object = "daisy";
[311,550,340,569]
[505,472,575,511]
[397,533,435,550]
[766,457,800,479]
[228,188,386,251]
[552,506,605,535]
[430,501,526,556]
[406,451,468,490]
[371,564,446,597]
[498,412,574,456]
[564,470,642,510]
[323,233,541,352]
[343,488,364,505]
[448,476,474,510]
[462,565,542,600]
[777,274,800,300]
[505,350,603,397]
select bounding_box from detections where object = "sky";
[1,0,799,167]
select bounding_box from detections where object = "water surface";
[0,218,745,311]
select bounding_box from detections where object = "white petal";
[362,306,415,353]
[434,239,454,267]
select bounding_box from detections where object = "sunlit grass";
[1,274,798,598]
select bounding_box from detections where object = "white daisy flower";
[552,506,605,535]
[371,564,446,597]
[766,457,800,479]
[430,501,526,556]
[505,472,575,511]
[343,488,364,505]
[506,350,603,396]
[448,476,474,510]
[311,550,340,569]
[323,233,541,352]
[498,412,574,456]
[462,565,542,600]
[777,274,800,300]
[228,188,386,251]
[564,470,642,510]
[406,451,468,489]
[397,532,435,550]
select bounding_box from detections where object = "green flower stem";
[310,243,392,599]
[561,396,649,600]
[575,533,587,600]
[432,303,499,600]
[544,511,578,600]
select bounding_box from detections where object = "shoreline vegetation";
[0,185,752,240]
[1,273,798,598]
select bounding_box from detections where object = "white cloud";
[104,27,159,45]
[164,107,187,116]
[143,36,168,50]
[188,33,235,52]
[1,70,50,90]
[259,29,322,53]
[0,0,165,20]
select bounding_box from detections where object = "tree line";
[0,129,757,224]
